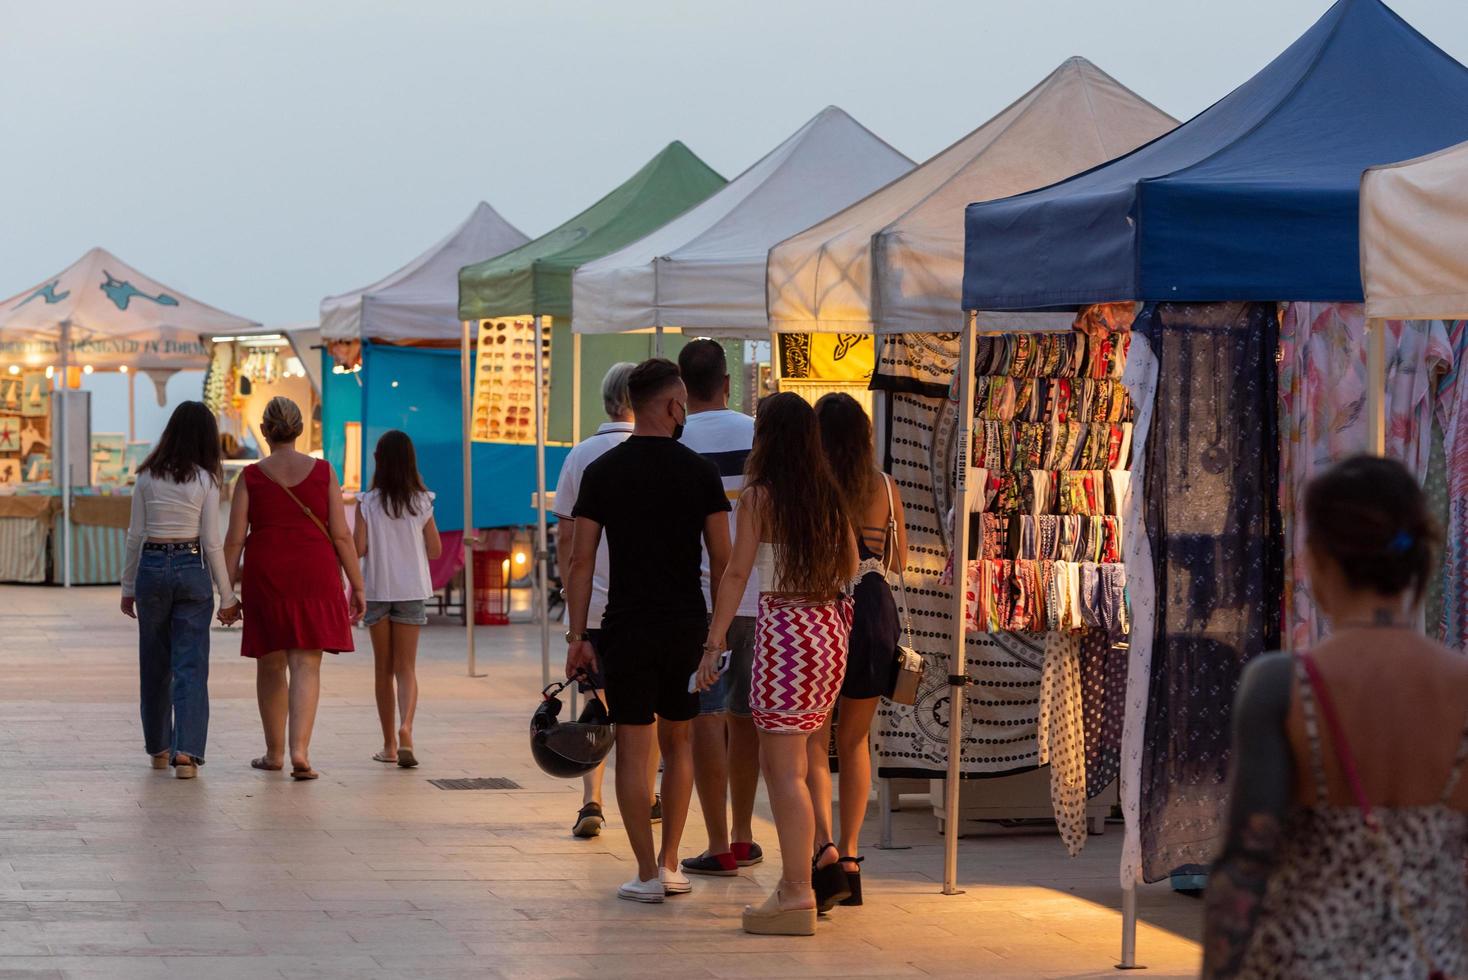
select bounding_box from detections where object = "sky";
[5,0,1468,439]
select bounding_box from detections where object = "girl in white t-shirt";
[352,430,441,768]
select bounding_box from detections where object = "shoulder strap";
[1299,652,1373,824]
[258,462,331,542]
[1292,655,1331,805]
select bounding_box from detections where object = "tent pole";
[534,315,551,689]
[1366,317,1386,456]
[127,369,136,442]
[1117,884,1142,969]
[461,320,479,678]
[655,325,664,358]
[60,320,72,589]
[942,311,977,896]
[572,332,583,444]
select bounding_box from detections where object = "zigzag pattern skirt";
[751,593,853,734]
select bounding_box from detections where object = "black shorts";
[598,618,704,725]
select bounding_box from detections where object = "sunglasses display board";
[471,317,550,445]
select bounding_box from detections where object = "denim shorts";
[363,599,427,627]
[698,615,756,717]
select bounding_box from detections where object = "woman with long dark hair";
[701,392,857,936]
[121,401,240,778]
[806,392,906,908]
[353,429,440,768]
[1203,455,1467,978]
[223,396,364,780]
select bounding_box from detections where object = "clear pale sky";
[5,0,1468,437]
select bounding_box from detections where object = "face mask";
[672,401,687,441]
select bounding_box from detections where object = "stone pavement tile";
[0,956,172,980]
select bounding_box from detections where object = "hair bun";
[261,396,304,444]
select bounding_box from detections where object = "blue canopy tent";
[962,0,1468,311]
[955,0,1468,967]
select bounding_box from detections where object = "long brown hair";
[814,392,880,525]
[744,392,853,599]
[368,429,428,518]
[138,401,222,487]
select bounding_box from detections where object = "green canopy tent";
[456,141,726,682]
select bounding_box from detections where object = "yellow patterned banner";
[779,333,874,383]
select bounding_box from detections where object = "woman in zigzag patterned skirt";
[699,393,857,938]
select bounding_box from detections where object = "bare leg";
[286,650,323,772]
[656,718,693,872]
[614,723,658,881]
[648,740,660,800]
[389,621,420,750]
[582,762,605,806]
[255,651,288,767]
[806,717,835,862]
[369,619,396,756]
[691,712,730,854]
[835,697,880,866]
[759,730,817,911]
[727,713,760,844]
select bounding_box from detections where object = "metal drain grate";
[429,777,522,791]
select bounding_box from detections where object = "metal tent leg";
[533,314,551,689]
[1116,884,1144,969]
[942,311,978,897]
[460,320,481,677]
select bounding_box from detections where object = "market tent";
[1361,140,1468,319]
[962,0,1468,312]
[0,247,257,371]
[767,60,1174,335]
[573,107,912,334]
[320,202,528,343]
[458,142,726,321]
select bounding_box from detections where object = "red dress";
[240,459,354,658]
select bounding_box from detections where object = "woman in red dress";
[224,397,365,779]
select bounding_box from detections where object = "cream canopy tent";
[0,246,259,587]
[572,106,913,335]
[320,202,528,342]
[767,58,1176,335]
[1361,139,1468,319]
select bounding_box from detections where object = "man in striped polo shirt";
[677,339,765,876]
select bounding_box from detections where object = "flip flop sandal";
[250,757,283,771]
[290,767,320,781]
[396,748,418,769]
[372,751,398,764]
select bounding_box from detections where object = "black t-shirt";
[573,435,731,630]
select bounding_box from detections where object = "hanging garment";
[1037,631,1088,857]
[1077,629,1127,801]
[1135,301,1284,884]
[1439,319,1468,651]
[1278,303,1451,651]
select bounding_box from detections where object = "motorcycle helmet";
[530,673,615,778]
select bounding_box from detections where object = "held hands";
[565,639,597,679]
[120,596,137,619]
[217,602,242,626]
[348,588,367,625]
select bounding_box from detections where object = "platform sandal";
[812,842,851,912]
[838,855,864,906]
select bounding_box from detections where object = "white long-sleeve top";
[122,468,236,604]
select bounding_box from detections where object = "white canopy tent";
[1361,140,1468,322]
[572,106,913,336]
[0,246,259,586]
[767,58,1176,335]
[320,202,528,342]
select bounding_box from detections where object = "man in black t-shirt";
[566,357,732,904]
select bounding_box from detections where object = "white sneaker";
[660,866,692,896]
[617,876,665,903]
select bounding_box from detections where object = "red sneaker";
[680,851,737,876]
[731,841,764,867]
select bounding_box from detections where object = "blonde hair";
[260,396,304,444]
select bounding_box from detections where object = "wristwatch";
[565,630,590,643]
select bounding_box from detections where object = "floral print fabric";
[1278,303,1451,651]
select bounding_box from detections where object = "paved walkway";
[0,585,1202,979]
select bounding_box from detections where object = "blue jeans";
[135,545,214,762]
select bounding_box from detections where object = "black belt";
[143,540,200,553]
